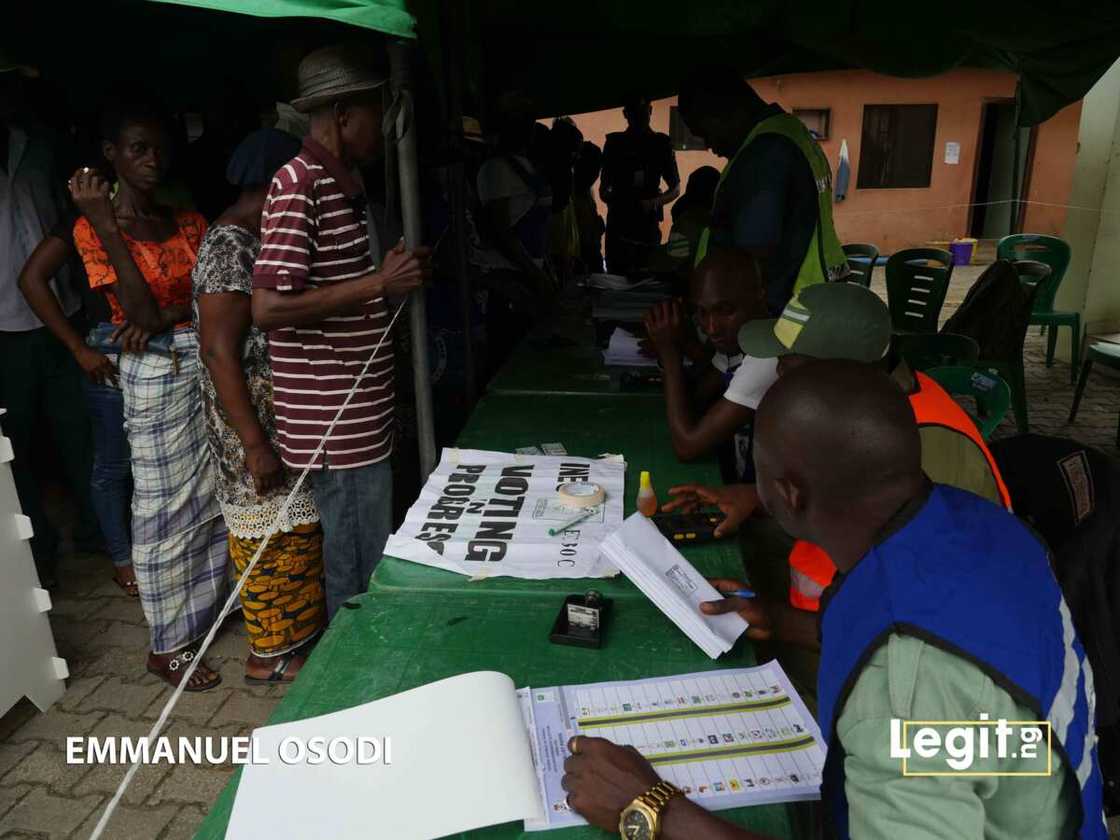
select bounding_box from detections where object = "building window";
[669,106,707,151]
[793,108,830,140]
[857,104,938,189]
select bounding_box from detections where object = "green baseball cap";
[738,282,891,362]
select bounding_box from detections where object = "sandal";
[112,574,140,598]
[244,651,303,685]
[146,648,222,692]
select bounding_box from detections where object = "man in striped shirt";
[252,45,429,618]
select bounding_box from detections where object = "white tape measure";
[557,482,606,508]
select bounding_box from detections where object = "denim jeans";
[309,460,392,619]
[0,324,100,573]
[83,376,133,568]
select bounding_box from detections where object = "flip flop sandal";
[147,649,222,692]
[244,651,300,686]
[112,576,140,598]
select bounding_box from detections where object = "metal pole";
[389,40,438,479]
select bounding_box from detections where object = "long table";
[370,392,745,600]
[193,590,811,839]
[196,340,813,838]
[487,340,663,397]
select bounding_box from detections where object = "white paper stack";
[603,327,658,368]
[600,513,749,658]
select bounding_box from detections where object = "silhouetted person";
[600,95,679,275]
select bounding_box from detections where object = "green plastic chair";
[1068,342,1120,447]
[997,234,1079,381]
[842,243,880,288]
[926,365,1013,440]
[885,248,954,334]
[894,332,979,373]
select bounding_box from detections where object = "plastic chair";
[842,243,879,288]
[885,248,954,334]
[926,365,1013,440]
[997,234,1079,381]
[1068,342,1120,447]
[894,332,980,372]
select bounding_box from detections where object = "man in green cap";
[666,281,1011,620]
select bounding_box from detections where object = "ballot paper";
[601,513,749,658]
[603,327,659,368]
[228,666,824,838]
[524,662,825,830]
[227,672,543,840]
[384,448,625,579]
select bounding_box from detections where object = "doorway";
[970,101,1034,239]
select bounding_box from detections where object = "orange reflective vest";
[788,371,1013,612]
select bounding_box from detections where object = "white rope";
[88,298,409,840]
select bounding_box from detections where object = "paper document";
[227,672,543,840]
[601,513,749,658]
[603,327,659,368]
[228,666,824,837]
[385,449,624,579]
[523,662,825,830]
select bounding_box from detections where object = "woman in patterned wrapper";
[192,129,327,684]
[69,99,227,691]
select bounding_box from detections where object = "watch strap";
[638,780,683,811]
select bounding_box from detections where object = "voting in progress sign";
[384,449,626,579]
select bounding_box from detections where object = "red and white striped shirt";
[252,138,393,470]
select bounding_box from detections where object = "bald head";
[690,249,767,353]
[753,360,923,555]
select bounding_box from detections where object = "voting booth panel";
[0,410,69,716]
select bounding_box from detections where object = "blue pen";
[725,589,756,600]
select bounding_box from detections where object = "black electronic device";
[550,590,611,649]
[651,512,727,544]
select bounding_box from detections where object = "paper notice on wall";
[944,141,961,165]
[384,449,626,579]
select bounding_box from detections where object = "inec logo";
[890,714,1051,776]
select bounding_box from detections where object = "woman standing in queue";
[192,128,326,684]
[69,99,226,691]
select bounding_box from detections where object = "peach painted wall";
[563,69,1081,254]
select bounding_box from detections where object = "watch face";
[621,808,653,840]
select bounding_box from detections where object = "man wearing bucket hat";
[252,44,431,619]
[665,281,1011,615]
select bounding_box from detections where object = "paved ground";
[2,264,1119,839]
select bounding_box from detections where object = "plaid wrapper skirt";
[120,328,229,654]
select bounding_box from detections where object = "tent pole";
[389,40,438,479]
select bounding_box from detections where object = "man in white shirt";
[1,61,100,583]
[643,248,775,481]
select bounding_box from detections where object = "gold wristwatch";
[618,780,683,839]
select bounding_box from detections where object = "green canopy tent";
[9,0,1120,479]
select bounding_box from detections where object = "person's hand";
[377,239,432,298]
[244,441,286,497]
[642,299,686,360]
[110,322,152,354]
[701,579,778,641]
[662,483,760,537]
[68,167,117,235]
[562,736,661,832]
[74,345,118,386]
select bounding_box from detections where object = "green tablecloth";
[371,393,744,599]
[193,590,810,839]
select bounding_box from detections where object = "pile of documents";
[603,327,658,368]
[592,288,670,322]
[601,513,749,658]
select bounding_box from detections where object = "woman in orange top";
[69,100,227,692]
